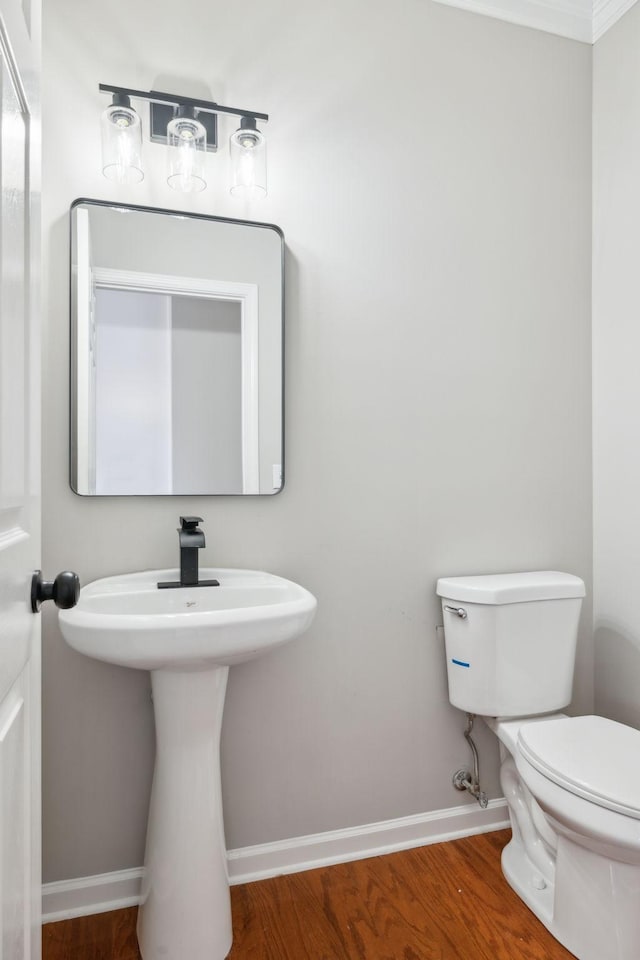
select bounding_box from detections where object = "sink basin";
[59,568,317,671]
[58,567,317,960]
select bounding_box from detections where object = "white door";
[0,0,41,958]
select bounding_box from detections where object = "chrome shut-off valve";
[452,713,488,809]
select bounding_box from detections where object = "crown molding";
[593,0,638,38]
[431,0,638,43]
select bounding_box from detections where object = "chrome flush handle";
[444,605,468,620]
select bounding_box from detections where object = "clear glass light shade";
[101,104,144,184]
[229,126,267,199]
[167,115,207,192]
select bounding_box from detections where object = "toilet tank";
[436,571,585,718]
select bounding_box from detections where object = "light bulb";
[229,117,267,199]
[167,108,207,193]
[101,95,143,184]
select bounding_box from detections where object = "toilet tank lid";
[436,571,585,604]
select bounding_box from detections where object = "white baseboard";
[42,798,509,923]
[227,798,509,884]
[42,867,144,923]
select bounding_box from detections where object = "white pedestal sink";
[58,568,317,960]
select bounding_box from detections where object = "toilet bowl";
[437,571,640,960]
[489,713,640,960]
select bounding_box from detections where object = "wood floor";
[42,829,576,960]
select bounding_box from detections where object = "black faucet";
[179,516,205,585]
[157,517,220,589]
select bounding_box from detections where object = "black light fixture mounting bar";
[98,83,269,123]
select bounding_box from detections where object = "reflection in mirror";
[70,200,284,496]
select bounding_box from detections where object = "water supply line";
[452,713,488,809]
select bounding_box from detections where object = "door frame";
[74,265,260,495]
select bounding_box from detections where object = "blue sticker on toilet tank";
[451,658,470,668]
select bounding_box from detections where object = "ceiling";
[432,0,637,42]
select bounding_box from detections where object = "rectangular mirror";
[70,199,283,496]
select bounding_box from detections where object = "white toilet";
[437,571,640,960]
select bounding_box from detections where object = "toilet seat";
[517,715,640,820]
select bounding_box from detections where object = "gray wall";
[42,0,593,882]
[593,3,640,727]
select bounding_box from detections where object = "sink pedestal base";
[137,666,231,960]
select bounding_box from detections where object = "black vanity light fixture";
[99,84,269,197]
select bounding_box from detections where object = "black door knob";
[31,570,80,613]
